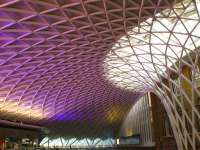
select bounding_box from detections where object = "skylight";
[104,0,200,91]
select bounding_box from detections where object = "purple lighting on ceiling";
[0,0,146,138]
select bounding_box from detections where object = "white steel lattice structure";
[104,0,200,149]
[0,0,199,149]
[40,137,115,149]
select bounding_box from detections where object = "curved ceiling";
[0,0,148,138]
[104,0,200,91]
[0,0,198,139]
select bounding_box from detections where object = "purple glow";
[0,0,143,137]
[54,112,78,121]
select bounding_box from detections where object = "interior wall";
[119,93,154,147]
[150,93,177,150]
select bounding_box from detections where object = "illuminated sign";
[118,135,140,145]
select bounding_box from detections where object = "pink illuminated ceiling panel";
[0,0,174,137]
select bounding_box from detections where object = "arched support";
[155,91,184,150]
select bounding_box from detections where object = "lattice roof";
[0,0,199,140]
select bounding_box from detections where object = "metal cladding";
[0,1,200,147]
